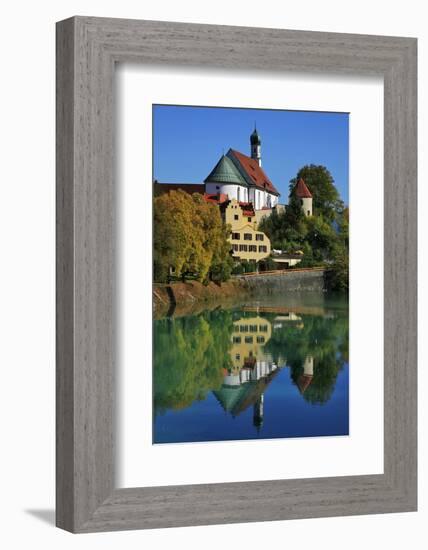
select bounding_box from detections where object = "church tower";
[250,126,262,167]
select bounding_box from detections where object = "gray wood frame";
[56,16,417,533]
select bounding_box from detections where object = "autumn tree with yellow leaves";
[153,190,233,283]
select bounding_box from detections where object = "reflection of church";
[213,314,316,431]
[213,316,278,430]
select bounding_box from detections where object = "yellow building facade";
[229,315,273,375]
[224,199,271,262]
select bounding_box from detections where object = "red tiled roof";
[295,178,313,198]
[239,201,255,217]
[154,182,205,195]
[203,193,229,205]
[229,149,280,195]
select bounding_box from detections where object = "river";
[153,291,349,444]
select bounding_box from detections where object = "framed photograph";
[56,16,417,532]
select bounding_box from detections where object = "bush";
[231,260,258,274]
[260,256,277,271]
[231,262,244,275]
[325,250,349,291]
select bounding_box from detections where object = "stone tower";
[294,177,313,216]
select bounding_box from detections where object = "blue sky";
[153,105,349,205]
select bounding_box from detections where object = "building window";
[249,245,257,252]
[232,244,239,251]
[232,336,241,344]
[259,245,267,253]
[307,210,310,216]
[247,217,252,222]
[249,325,258,332]
[245,336,253,344]
[256,234,264,241]
[239,244,248,252]
[244,233,252,241]
[240,325,249,333]
[235,354,240,360]
[234,214,239,220]
[259,325,268,332]
[257,336,265,344]
[301,199,304,206]
[232,232,240,240]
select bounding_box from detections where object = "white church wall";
[270,194,279,207]
[205,182,248,201]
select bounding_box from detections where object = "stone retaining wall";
[236,269,326,293]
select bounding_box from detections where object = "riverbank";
[153,279,250,318]
[154,268,327,317]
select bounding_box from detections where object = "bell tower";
[250,126,262,167]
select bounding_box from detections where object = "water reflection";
[213,315,278,431]
[153,295,349,443]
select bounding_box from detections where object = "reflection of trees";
[264,312,348,404]
[153,309,233,413]
[154,305,348,414]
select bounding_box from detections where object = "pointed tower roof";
[250,126,261,145]
[204,155,248,185]
[294,177,313,198]
[296,374,313,394]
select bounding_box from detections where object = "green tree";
[259,196,306,251]
[304,215,339,261]
[264,309,349,405]
[153,309,233,412]
[326,247,349,291]
[325,207,349,290]
[259,164,349,282]
[337,206,349,248]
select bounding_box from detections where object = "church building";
[154,127,314,266]
[204,127,280,211]
[155,127,313,219]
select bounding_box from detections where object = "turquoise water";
[153,292,349,444]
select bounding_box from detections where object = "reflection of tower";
[253,394,264,430]
[297,356,314,394]
[303,356,314,376]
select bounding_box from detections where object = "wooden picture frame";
[56,16,417,533]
